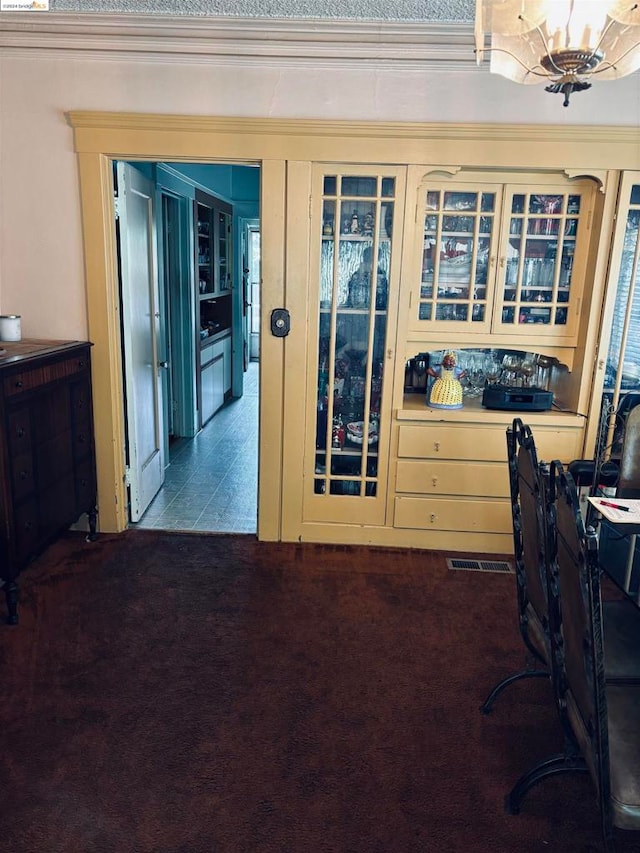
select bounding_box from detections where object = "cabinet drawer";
[37,432,73,490]
[397,423,582,463]
[39,475,76,541]
[396,459,509,497]
[71,378,92,419]
[7,407,32,456]
[75,458,96,512]
[10,452,35,502]
[200,339,224,367]
[3,354,89,398]
[394,495,512,533]
[74,416,93,461]
[12,499,39,565]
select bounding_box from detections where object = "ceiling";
[48,0,475,21]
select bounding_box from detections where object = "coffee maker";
[404,353,430,393]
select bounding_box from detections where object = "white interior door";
[116,162,166,521]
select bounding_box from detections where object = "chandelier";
[474,1,640,106]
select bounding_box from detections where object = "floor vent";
[447,558,513,574]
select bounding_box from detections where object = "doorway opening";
[117,160,261,534]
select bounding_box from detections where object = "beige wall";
[1,50,639,339]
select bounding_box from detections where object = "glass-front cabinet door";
[414,183,502,334]
[216,209,232,293]
[492,184,594,337]
[304,165,405,525]
[409,175,596,344]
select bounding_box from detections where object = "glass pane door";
[415,184,501,333]
[495,187,588,336]
[307,168,403,524]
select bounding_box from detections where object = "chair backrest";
[507,418,550,644]
[549,461,611,829]
[616,403,640,498]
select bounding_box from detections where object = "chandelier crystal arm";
[474,46,551,78]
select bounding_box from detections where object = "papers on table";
[587,497,640,524]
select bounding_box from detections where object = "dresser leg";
[86,506,98,542]
[5,581,18,625]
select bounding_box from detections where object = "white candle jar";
[0,315,21,341]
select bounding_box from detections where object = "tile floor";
[131,361,258,534]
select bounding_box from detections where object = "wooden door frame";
[70,118,289,537]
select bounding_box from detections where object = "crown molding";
[0,11,476,68]
[66,111,640,146]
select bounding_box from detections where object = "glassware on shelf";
[417,187,497,327]
[484,355,502,385]
[313,172,396,504]
[520,358,536,386]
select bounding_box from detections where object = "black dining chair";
[480,418,550,714]
[506,462,640,851]
[482,419,640,716]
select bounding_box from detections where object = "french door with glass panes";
[303,165,406,526]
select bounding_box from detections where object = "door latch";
[270,308,290,337]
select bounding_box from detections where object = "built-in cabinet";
[200,334,232,426]
[298,164,604,551]
[195,189,233,427]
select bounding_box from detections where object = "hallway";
[131,361,258,534]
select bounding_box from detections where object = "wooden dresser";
[0,340,97,624]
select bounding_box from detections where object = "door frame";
[71,119,288,538]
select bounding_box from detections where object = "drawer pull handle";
[78,360,84,368]
[16,428,25,438]
[430,513,437,523]
[24,521,33,530]
[432,477,438,487]
[434,441,440,452]
[20,470,29,480]
[14,380,23,388]
[78,434,85,444]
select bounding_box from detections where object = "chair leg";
[505,752,588,815]
[480,668,548,715]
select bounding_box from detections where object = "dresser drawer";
[12,499,40,565]
[396,459,509,497]
[397,423,582,463]
[10,451,36,503]
[3,354,89,398]
[75,458,97,511]
[36,432,74,490]
[394,495,512,533]
[73,416,93,461]
[7,406,32,456]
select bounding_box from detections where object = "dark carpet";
[1,530,639,853]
